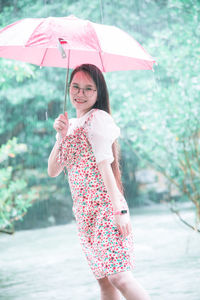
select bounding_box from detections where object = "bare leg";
[108,271,151,300]
[97,276,122,300]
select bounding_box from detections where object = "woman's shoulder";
[93,108,114,121]
[90,108,120,138]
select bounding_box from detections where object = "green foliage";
[0,138,36,230]
[0,60,34,89]
[105,0,200,228]
[0,0,199,231]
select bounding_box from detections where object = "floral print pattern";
[57,109,134,279]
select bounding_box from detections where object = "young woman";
[48,64,151,300]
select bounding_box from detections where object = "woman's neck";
[76,108,91,118]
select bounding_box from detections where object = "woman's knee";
[97,277,112,290]
[97,276,122,299]
[108,272,130,290]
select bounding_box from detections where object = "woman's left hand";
[114,212,132,238]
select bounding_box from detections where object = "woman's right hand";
[53,112,69,138]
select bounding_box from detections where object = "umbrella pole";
[63,49,70,113]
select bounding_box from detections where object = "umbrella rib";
[40,47,48,66]
[98,51,105,72]
[88,22,105,72]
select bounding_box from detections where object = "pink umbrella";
[0,15,156,72]
[0,15,156,111]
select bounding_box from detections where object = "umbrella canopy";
[0,15,156,72]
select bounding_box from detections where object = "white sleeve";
[88,109,120,164]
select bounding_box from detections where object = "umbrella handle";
[63,49,70,114]
[57,38,70,113]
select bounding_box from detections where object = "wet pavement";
[0,204,199,300]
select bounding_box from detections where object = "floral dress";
[57,108,134,279]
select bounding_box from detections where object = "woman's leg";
[108,271,151,300]
[97,276,122,300]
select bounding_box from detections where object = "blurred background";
[0,1,200,299]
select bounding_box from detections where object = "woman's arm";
[48,141,64,177]
[97,160,124,210]
[48,112,69,177]
[97,159,132,237]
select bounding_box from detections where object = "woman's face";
[69,71,97,116]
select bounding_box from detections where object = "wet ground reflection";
[0,205,199,299]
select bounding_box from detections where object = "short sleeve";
[88,109,120,164]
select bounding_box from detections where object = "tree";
[0,138,36,233]
[106,0,200,231]
[0,0,199,231]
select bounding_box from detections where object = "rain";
[0,1,200,299]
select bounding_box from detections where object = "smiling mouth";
[75,99,86,103]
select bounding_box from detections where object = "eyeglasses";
[69,85,97,98]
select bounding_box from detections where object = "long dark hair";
[69,64,124,194]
